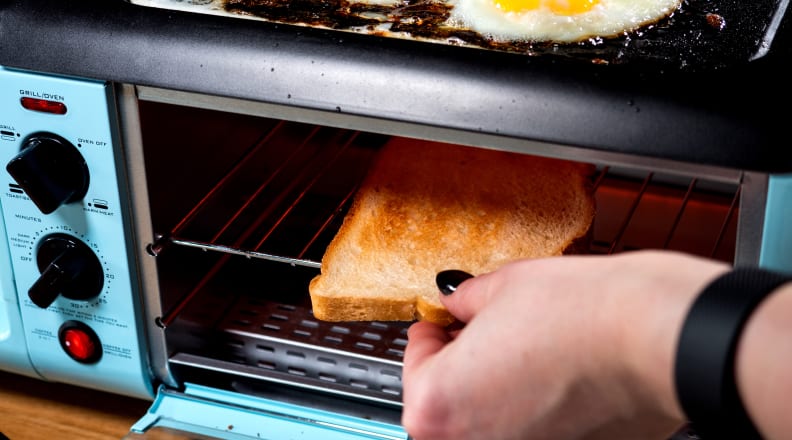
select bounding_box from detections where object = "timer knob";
[28,233,104,309]
[6,133,89,214]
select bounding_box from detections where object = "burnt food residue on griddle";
[223,0,779,69]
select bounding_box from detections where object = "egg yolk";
[493,0,598,14]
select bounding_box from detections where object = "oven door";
[126,383,409,440]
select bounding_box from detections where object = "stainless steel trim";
[734,171,769,266]
[116,83,179,388]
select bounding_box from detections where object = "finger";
[436,269,499,323]
[402,322,458,440]
[403,321,451,375]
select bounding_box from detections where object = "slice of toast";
[308,139,596,325]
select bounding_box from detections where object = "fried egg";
[447,0,682,43]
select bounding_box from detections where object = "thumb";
[435,269,498,323]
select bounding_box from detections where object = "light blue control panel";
[760,174,792,274]
[0,66,152,399]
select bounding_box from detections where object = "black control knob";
[29,233,104,309]
[6,133,89,214]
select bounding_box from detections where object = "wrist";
[735,281,792,438]
[614,280,691,424]
[607,252,730,426]
[676,269,792,439]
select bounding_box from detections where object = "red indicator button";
[58,321,102,364]
[63,329,95,360]
[20,97,68,115]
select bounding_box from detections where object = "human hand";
[401,250,730,440]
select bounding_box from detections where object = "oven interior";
[133,99,740,419]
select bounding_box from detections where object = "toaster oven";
[1,0,791,438]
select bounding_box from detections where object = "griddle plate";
[128,0,789,69]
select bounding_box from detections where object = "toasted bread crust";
[309,276,456,325]
[309,139,596,326]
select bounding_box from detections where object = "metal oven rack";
[148,120,740,267]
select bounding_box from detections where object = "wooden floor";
[0,370,151,440]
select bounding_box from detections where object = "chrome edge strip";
[734,171,768,266]
[116,83,180,388]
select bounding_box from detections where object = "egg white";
[447,0,682,43]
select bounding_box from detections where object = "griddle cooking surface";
[129,0,788,68]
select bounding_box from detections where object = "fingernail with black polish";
[436,270,474,295]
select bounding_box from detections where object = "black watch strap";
[674,267,792,439]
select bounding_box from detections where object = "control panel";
[0,66,152,399]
